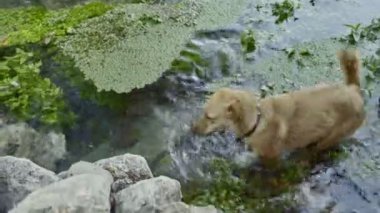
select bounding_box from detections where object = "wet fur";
[192,50,365,160]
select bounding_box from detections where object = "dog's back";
[258,50,364,154]
[280,50,364,150]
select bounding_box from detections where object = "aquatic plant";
[183,146,349,212]
[344,23,363,45]
[362,49,380,97]
[271,0,300,24]
[0,48,74,126]
[59,0,249,93]
[342,18,380,44]
[183,158,298,212]
[241,29,256,54]
[52,51,129,111]
[0,2,112,47]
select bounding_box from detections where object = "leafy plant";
[362,49,380,97]
[342,19,380,44]
[344,23,363,45]
[272,0,300,24]
[0,48,74,126]
[241,29,256,54]
[0,2,112,47]
[183,158,297,212]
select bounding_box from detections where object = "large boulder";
[0,123,66,171]
[115,176,181,213]
[0,156,59,212]
[62,161,113,183]
[159,202,221,213]
[95,153,153,192]
[10,174,112,213]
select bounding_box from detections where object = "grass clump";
[0,48,74,127]
[271,0,300,24]
[241,29,256,54]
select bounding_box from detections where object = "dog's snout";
[191,122,198,133]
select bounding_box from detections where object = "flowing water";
[3,0,380,212]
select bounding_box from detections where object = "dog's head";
[192,88,259,136]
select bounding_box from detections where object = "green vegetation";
[0,2,114,126]
[241,29,256,54]
[184,147,348,212]
[271,0,300,24]
[0,48,74,126]
[362,49,380,96]
[0,2,112,47]
[183,158,298,212]
[171,41,208,77]
[341,18,380,96]
[59,0,249,93]
[52,51,129,111]
[342,18,380,45]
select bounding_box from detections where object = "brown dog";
[192,50,365,159]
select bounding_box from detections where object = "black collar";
[237,105,261,141]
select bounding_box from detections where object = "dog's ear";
[226,98,241,119]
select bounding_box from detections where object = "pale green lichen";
[59,0,249,93]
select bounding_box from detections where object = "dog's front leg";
[249,117,287,160]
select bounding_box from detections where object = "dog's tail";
[337,49,361,87]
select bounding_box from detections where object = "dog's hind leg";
[316,121,356,151]
[315,131,342,151]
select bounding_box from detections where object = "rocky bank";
[0,154,220,213]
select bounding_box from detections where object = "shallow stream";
[3,0,380,212]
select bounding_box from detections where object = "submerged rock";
[95,153,153,192]
[0,156,59,212]
[10,174,112,213]
[115,176,181,213]
[0,123,66,171]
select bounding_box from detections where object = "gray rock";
[95,153,153,192]
[57,170,69,179]
[66,161,113,183]
[0,156,59,212]
[115,176,182,213]
[0,123,66,171]
[159,202,221,213]
[10,174,112,213]
[297,182,335,213]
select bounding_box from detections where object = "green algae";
[0,2,112,47]
[59,0,249,93]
